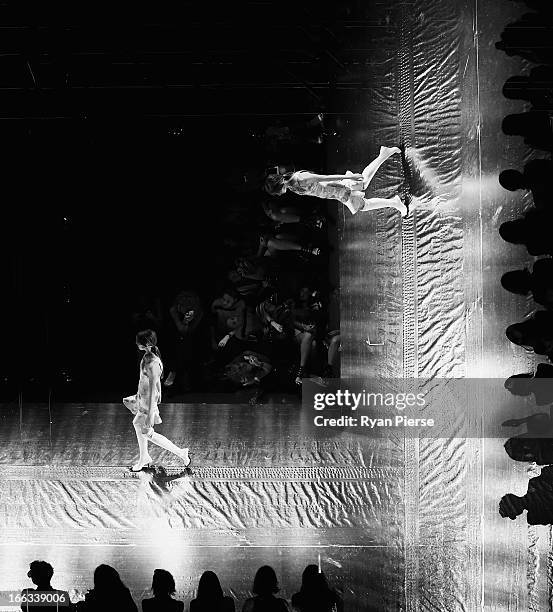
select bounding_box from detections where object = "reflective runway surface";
[336,0,549,609]
[0,402,403,610]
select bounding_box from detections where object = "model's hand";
[141,424,154,435]
[270,321,283,333]
[218,334,230,348]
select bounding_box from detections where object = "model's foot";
[129,459,153,472]
[178,448,191,467]
[396,193,412,218]
[380,145,402,157]
[322,364,334,379]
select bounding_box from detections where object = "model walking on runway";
[264,146,409,216]
[124,329,191,472]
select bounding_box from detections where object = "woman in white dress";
[123,329,191,472]
[263,146,408,216]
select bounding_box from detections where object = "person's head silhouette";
[196,571,224,602]
[252,566,279,597]
[27,561,54,589]
[499,220,527,245]
[501,270,532,295]
[93,564,126,594]
[300,564,329,593]
[152,569,176,598]
[499,169,526,191]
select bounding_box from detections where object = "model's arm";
[146,361,161,426]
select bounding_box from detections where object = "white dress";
[123,356,163,427]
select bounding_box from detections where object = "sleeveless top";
[136,355,163,421]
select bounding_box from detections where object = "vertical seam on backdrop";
[397,3,419,611]
[473,0,486,608]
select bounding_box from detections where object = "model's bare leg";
[360,195,407,217]
[132,414,154,470]
[146,429,190,466]
[362,146,401,189]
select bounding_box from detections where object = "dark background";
[0,0,382,399]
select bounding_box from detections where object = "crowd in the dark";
[19,559,343,612]
[497,0,553,524]
[129,114,340,400]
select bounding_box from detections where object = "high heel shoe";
[178,448,192,468]
[129,461,153,472]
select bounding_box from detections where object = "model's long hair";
[136,329,162,364]
[263,171,294,196]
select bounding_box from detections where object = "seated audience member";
[499,159,552,210]
[499,210,553,256]
[167,290,210,391]
[256,296,317,385]
[131,293,164,334]
[500,465,553,525]
[211,289,246,337]
[242,566,290,612]
[223,351,273,387]
[142,569,183,612]
[502,67,553,111]
[217,308,262,349]
[505,363,553,405]
[506,310,553,359]
[504,419,553,466]
[496,13,553,65]
[76,565,137,612]
[291,565,343,612]
[189,571,235,612]
[501,258,553,309]
[20,560,74,612]
[502,112,553,152]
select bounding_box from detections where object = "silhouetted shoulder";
[142,598,183,612]
[224,596,236,612]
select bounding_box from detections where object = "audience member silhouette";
[499,159,552,209]
[503,66,553,110]
[502,112,553,152]
[242,566,290,612]
[500,465,553,525]
[290,565,343,612]
[189,571,235,612]
[499,209,553,256]
[496,13,553,65]
[505,0,553,13]
[501,258,553,308]
[504,418,553,465]
[142,569,184,612]
[20,560,74,612]
[506,310,553,358]
[76,565,137,612]
[505,363,553,404]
